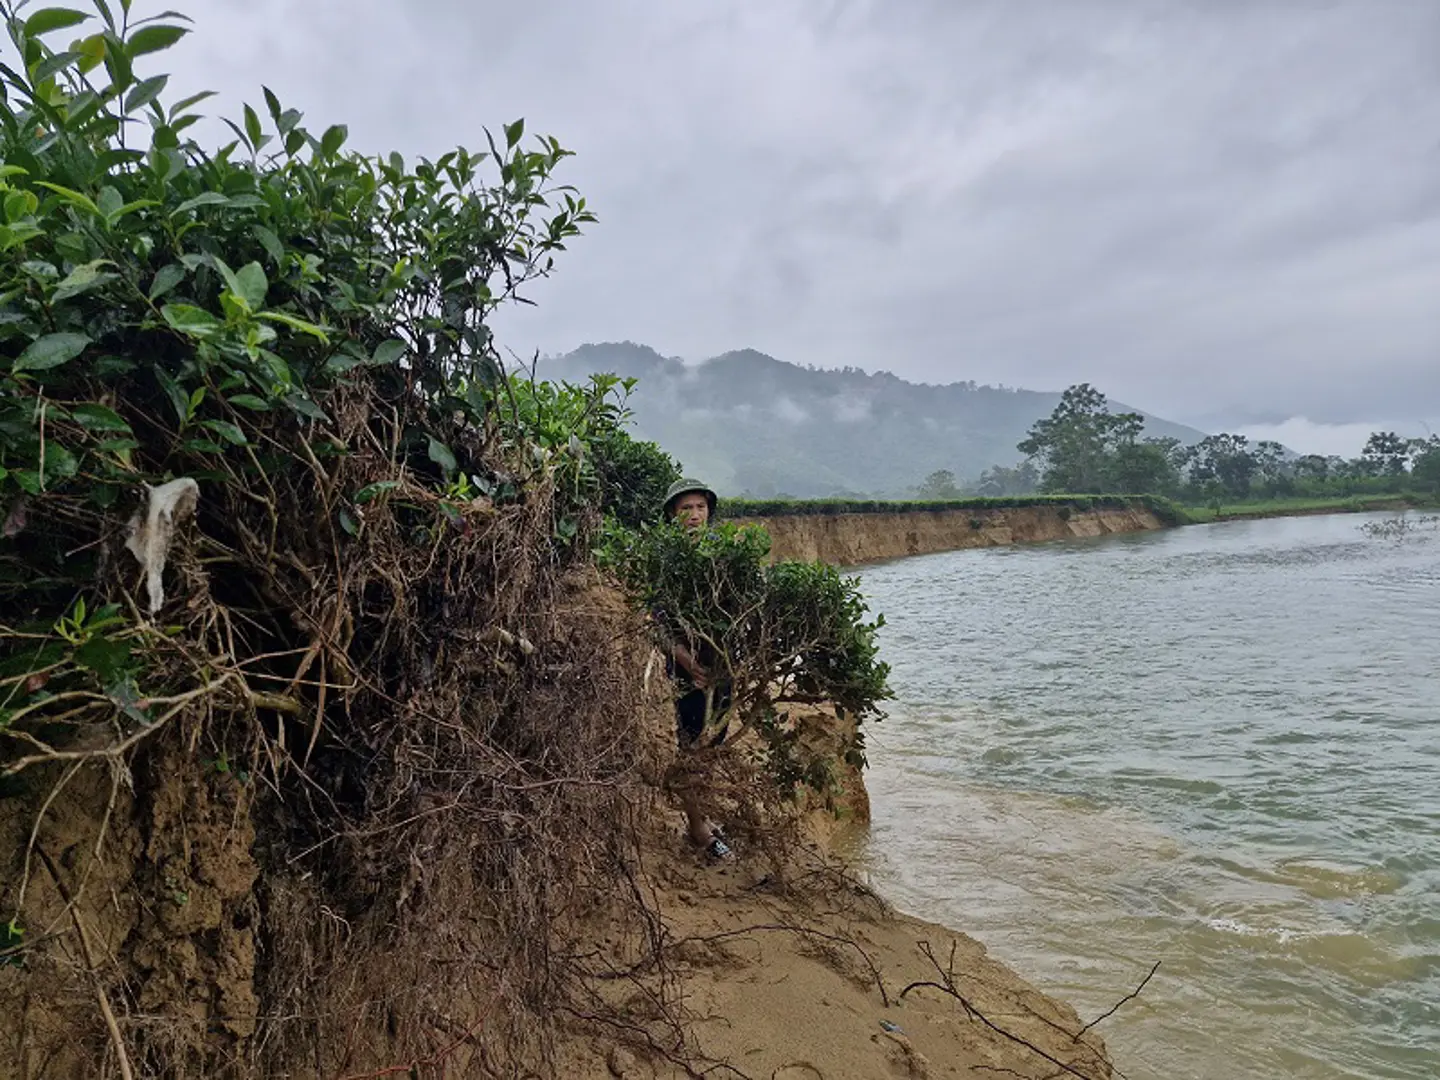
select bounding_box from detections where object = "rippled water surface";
[851,512,1439,1080]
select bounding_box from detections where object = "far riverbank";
[1181,494,1432,523]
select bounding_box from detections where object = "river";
[850,511,1439,1080]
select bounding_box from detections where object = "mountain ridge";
[540,342,1210,497]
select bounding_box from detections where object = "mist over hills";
[540,343,1209,498]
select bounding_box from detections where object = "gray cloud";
[132,1,1439,446]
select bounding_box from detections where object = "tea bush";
[601,519,891,793]
[0,2,698,1072]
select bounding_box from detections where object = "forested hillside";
[541,342,1208,496]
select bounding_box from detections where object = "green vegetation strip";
[1181,495,1430,523]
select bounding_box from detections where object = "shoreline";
[738,495,1433,566]
[559,814,1117,1080]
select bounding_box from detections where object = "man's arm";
[671,643,710,688]
[651,607,710,688]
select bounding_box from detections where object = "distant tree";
[974,461,1039,497]
[1190,434,1257,498]
[1362,431,1411,476]
[1294,454,1331,481]
[1333,455,1370,481]
[1412,438,1440,493]
[1407,436,1437,471]
[1250,440,1294,496]
[1109,440,1181,495]
[1017,384,1147,493]
[917,469,962,499]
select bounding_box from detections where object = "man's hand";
[673,645,710,689]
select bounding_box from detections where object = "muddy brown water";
[845,511,1439,1080]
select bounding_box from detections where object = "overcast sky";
[135,1,1439,454]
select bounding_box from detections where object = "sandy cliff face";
[0,574,1114,1080]
[739,505,1165,566]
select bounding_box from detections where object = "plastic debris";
[125,478,200,614]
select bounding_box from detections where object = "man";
[658,478,734,860]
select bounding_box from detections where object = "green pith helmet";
[662,478,718,520]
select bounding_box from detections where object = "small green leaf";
[233,261,267,309]
[427,437,457,475]
[4,189,36,222]
[24,7,90,36]
[319,124,347,157]
[209,255,244,300]
[11,470,43,495]
[70,403,131,432]
[124,73,167,113]
[255,310,328,342]
[111,197,160,221]
[101,28,132,90]
[182,438,225,454]
[172,191,229,215]
[148,263,185,299]
[252,224,283,264]
[74,636,133,683]
[93,354,136,377]
[127,23,188,56]
[153,368,188,423]
[371,339,407,366]
[338,508,358,536]
[14,331,90,372]
[75,31,105,73]
[169,89,214,116]
[354,480,399,504]
[504,118,524,148]
[262,351,293,388]
[33,48,83,82]
[227,393,269,411]
[40,441,78,483]
[92,437,139,453]
[33,181,100,216]
[324,354,361,375]
[201,419,247,445]
[52,259,117,301]
[161,303,220,337]
[243,102,262,149]
[95,186,122,220]
[282,393,329,422]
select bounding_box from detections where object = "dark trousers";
[676,684,732,748]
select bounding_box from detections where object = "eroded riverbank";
[738,504,1165,565]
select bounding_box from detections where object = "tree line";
[916,384,1440,502]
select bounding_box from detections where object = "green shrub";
[601,520,891,791]
[0,3,597,617]
[0,6,688,1071]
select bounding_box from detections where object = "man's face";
[671,492,710,532]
